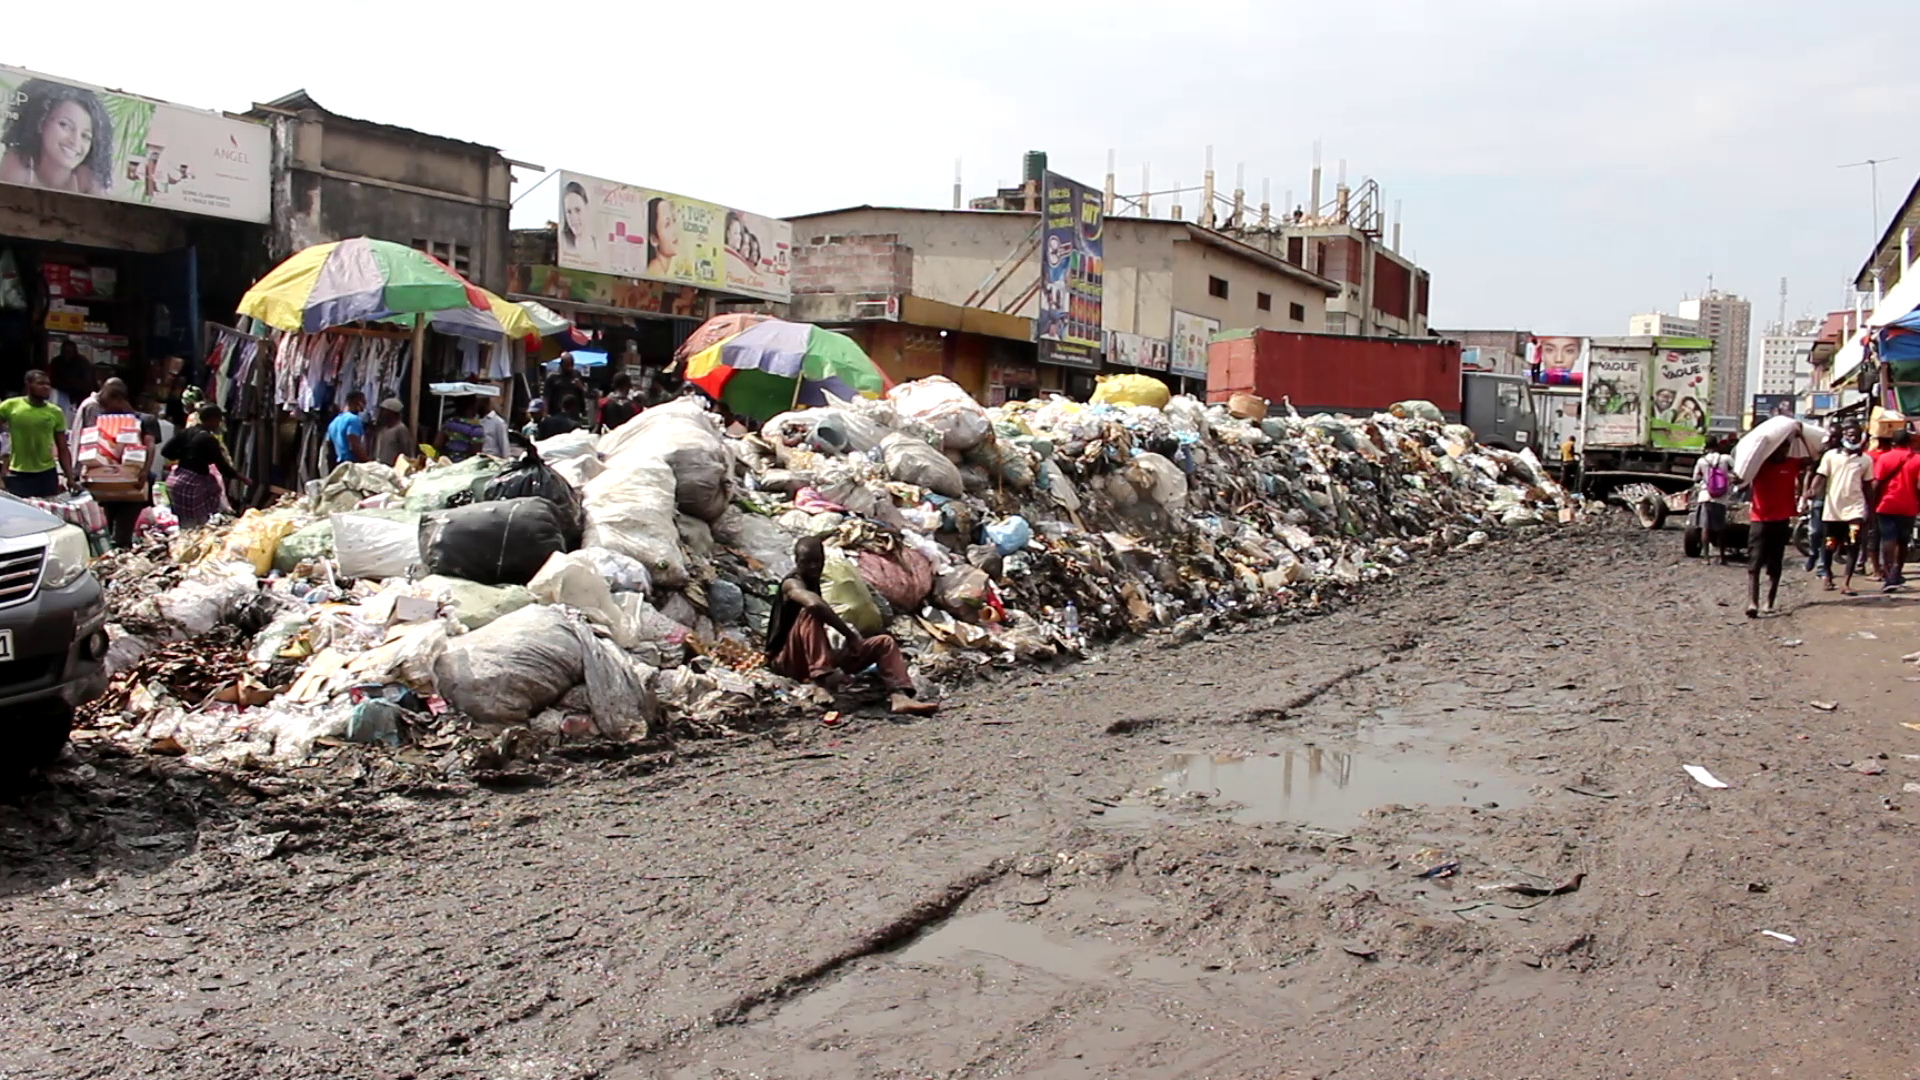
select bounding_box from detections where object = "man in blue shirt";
[326,391,368,467]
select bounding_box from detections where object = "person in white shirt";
[481,402,511,459]
[1815,427,1871,594]
[1691,440,1737,565]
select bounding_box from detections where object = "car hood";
[0,495,64,539]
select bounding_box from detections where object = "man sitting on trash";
[766,535,937,715]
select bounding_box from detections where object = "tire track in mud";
[708,861,1009,1027]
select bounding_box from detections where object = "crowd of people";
[1690,419,1920,617]
[0,349,693,551]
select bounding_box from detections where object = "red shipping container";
[1206,330,1461,417]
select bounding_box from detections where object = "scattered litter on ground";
[1759,930,1798,945]
[1683,765,1730,789]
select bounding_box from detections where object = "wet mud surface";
[5,520,1919,1079]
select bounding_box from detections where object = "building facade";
[246,91,519,293]
[1433,329,1532,377]
[783,205,1337,400]
[1677,291,1753,418]
[1756,317,1820,399]
[0,64,274,410]
[1627,312,1701,338]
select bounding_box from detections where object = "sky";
[7,0,1917,342]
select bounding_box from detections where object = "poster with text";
[1107,330,1170,372]
[1751,393,1796,421]
[557,170,789,301]
[1036,170,1103,369]
[1170,310,1219,380]
[0,65,269,223]
[1647,348,1710,450]
[1581,346,1645,448]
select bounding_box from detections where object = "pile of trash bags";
[79,377,1569,772]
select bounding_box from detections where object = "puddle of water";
[1118,742,1530,830]
[771,912,1195,1032]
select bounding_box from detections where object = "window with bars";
[412,238,473,276]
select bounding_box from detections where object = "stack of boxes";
[76,415,148,502]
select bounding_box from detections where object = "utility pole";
[1838,157,1899,242]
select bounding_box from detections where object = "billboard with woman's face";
[556,170,790,302]
[0,65,268,223]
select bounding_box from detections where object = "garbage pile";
[79,377,1568,772]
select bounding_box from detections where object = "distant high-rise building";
[1677,291,1753,418]
[1627,312,1702,338]
[1757,316,1821,402]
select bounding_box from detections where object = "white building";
[1756,318,1820,401]
[1677,291,1753,418]
[1627,312,1701,338]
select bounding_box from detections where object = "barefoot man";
[767,536,938,715]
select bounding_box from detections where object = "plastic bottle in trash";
[1063,603,1080,634]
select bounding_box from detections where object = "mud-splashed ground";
[4,520,1918,1080]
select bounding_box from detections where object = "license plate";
[0,629,11,662]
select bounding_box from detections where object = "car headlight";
[40,525,90,591]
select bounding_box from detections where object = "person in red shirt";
[1746,441,1808,618]
[1870,429,1919,592]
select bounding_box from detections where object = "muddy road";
[4,520,1918,1079]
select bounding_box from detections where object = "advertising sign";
[1529,335,1586,386]
[1582,344,1644,448]
[556,170,791,302]
[1752,393,1797,421]
[1810,392,1838,413]
[1107,330,1170,372]
[1648,348,1711,451]
[0,65,269,223]
[1170,310,1218,380]
[1036,170,1103,370]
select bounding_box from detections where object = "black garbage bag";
[418,497,569,586]
[483,437,586,546]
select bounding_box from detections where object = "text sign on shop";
[0,65,269,223]
[556,170,791,303]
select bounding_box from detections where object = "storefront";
[811,295,1040,406]
[0,65,271,417]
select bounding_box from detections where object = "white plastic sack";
[1125,452,1190,511]
[534,428,599,463]
[881,433,965,498]
[1732,415,1827,483]
[550,453,604,489]
[529,551,638,649]
[138,561,259,638]
[433,605,583,726]
[888,376,991,451]
[599,398,733,521]
[313,461,406,516]
[331,513,421,580]
[577,546,653,593]
[582,457,687,588]
[565,620,656,739]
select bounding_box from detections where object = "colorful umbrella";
[674,311,771,363]
[517,300,590,344]
[238,237,487,334]
[683,318,886,422]
[405,285,539,342]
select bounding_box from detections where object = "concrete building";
[1432,329,1531,377]
[783,205,1337,400]
[246,91,524,292]
[1627,312,1701,338]
[1756,317,1820,399]
[1677,291,1753,417]
[0,65,272,401]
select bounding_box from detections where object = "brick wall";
[790,233,914,296]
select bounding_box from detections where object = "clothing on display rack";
[271,332,411,414]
